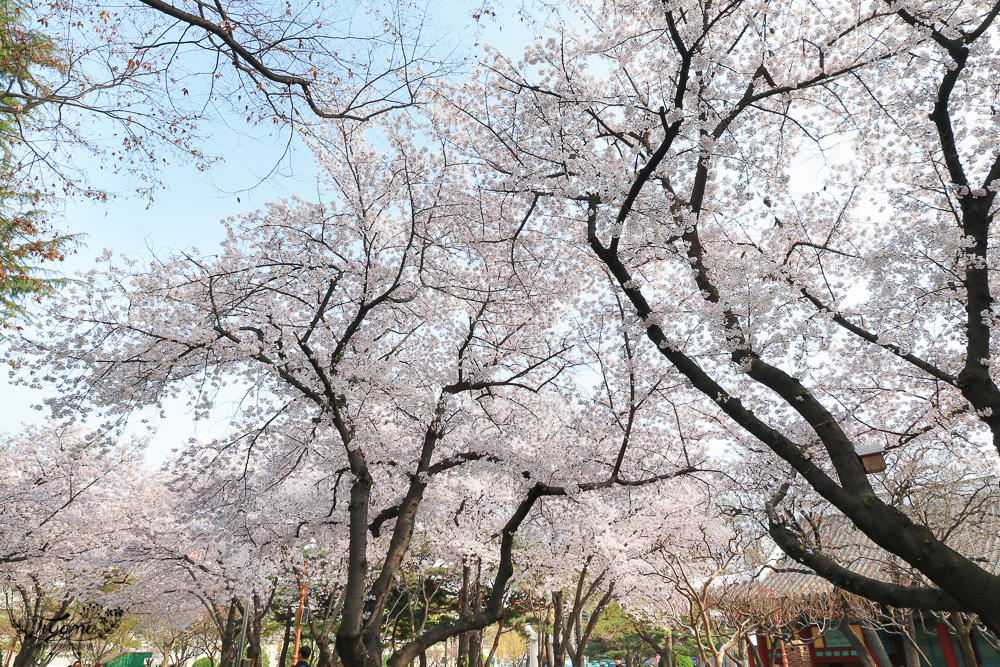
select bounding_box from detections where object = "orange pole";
[4,632,17,667]
[293,562,309,663]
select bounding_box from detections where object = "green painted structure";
[106,653,153,667]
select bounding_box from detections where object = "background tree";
[586,604,660,667]
[492,631,528,667]
[65,611,143,667]
[0,0,77,329]
[549,559,616,667]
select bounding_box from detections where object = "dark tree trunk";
[539,610,551,667]
[861,624,892,667]
[362,626,383,667]
[310,591,345,667]
[11,640,42,667]
[247,616,262,667]
[468,630,483,667]
[469,562,484,667]
[551,592,565,667]
[279,612,293,667]
[569,584,614,667]
[483,617,505,667]
[218,603,241,667]
[316,642,337,667]
[10,590,72,667]
[242,590,275,667]
[637,626,673,667]
[458,566,470,667]
[335,451,373,667]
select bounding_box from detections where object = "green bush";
[675,656,694,667]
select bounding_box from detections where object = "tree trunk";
[458,567,470,667]
[247,633,261,667]
[279,612,293,667]
[537,613,550,667]
[551,593,565,667]
[11,639,42,667]
[468,561,484,667]
[861,624,892,667]
[838,618,878,667]
[483,619,505,667]
[949,614,981,667]
[316,641,336,667]
[551,564,610,667]
[362,626,383,667]
[468,631,483,667]
[335,454,373,667]
[247,614,262,667]
[741,638,755,667]
[901,613,921,667]
[569,585,614,667]
[637,626,672,667]
[219,604,240,667]
[774,635,790,667]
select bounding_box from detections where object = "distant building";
[747,511,1000,667]
[749,620,999,667]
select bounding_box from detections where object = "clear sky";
[1,0,538,462]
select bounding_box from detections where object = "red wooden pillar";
[802,628,818,667]
[936,623,961,667]
[757,634,771,667]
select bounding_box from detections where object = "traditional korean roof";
[753,487,1000,599]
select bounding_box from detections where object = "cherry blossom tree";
[0,423,147,667]
[0,422,144,567]
[7,0,443,200]
[431,0,1000,631]
[0,0,445,331]
[624,518,779,667]
[122,469,289,667]
[16,119,702,667]
[549,558,616,667]
[18,0,1000,646]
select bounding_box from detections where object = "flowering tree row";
[7,0,1000,661]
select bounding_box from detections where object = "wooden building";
[745,513,1000,667]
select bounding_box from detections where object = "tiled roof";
[755,504,1000,599]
